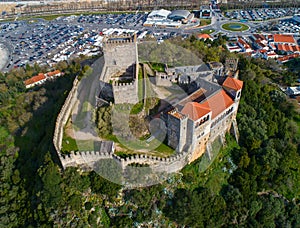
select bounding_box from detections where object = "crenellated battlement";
[113,81,135,87]
[58,145,189,174]
[112,80,138,104]
[59,150,114,168]
[103,34,136,49]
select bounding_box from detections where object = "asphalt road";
[71,56,105,143]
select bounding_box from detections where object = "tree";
[38,153,62,209]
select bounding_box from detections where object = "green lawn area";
[200,19,211,26]
[16,11,138,21]
[154,143,174,156]
[61,133,78,153]
[199,29,215,34]
[221,22,249,31]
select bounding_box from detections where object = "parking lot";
[0,12,187,72]
[225,8,300,21]
[277,18,300,34]
[76,13,148,27]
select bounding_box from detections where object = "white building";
[286,86,300,96]
[147,9,171,21]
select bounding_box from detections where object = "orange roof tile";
[47,70,61,77]
[197,33,212,40]
[181,102,211,121]
[201,90,234,119]
[24,73,46,86]
[273,34,296,44]
[222,77,243,91]
[277,44,300,52]
[277,53,300,62]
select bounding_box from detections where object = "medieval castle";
[53,34,243,186]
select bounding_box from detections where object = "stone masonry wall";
[112,81,139,104]
[53,77,79,153]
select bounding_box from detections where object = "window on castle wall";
[237,91,241,98]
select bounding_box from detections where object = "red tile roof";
[24,73,46,86]
[259,49,267,53]
[181,102,211,121]
[222,77,243,91]
[277,44,300,52]
[47,70,61,77]
[201,90,234,119]
[238,38,251,49]
[277,53,300,62]
[273,34,296,44]
[197,33,212,40]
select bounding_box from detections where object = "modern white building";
[147,9,171,21]
[144,9,194,28]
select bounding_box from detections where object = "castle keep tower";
[101,34,139,104]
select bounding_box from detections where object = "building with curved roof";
[147,9,171,21]
[168,10,191,21]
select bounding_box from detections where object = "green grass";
[154,143,174,156]
[62,133,78,153]
[199,29,215,34]
[138,68,144,101]
[200,19,211,26]
[15,11,139,21]
[130,102,144,115]
[150,63,165,72]
[221,22,249,31]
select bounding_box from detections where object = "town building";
[143,8,193,28]
[24,70,62,88]
[24,73,46,89]
[199,5,212,19]
[197,33,213,41]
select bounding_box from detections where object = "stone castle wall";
[155,71,173,87]
[59,149,190,174]
[53,36,241,183]
[103,37,138,80]
[60,151,114,168]
[112,81,139,104]
[53,77,79,153]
